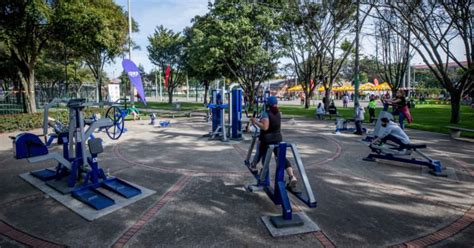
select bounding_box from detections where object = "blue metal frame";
[366,153,443,174]
[365,144,445,176]
[231,89,242,139]
[13,98,142,211]
[246,142,317,224]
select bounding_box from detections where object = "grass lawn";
[135,102,207,112]
[279,104,474,138]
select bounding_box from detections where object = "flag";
[164,65,171,89]
[122,59,146,105]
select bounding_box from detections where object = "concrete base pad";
[20,172,155,221]
[261,212,320,237]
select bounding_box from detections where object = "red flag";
[310,79,314,89]
[164,65,171,88]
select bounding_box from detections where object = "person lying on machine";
[250,96,298,188]
[371,117,410,150]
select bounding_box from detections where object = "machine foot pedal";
[270,214,304,228]
[30,169,56,181]
[72,187,115,210]
[102,178,141,198]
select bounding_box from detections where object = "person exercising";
[250,96,297,188]
[371,117,410,149]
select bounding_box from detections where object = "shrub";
[0,108,107,133]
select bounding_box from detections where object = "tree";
[195,0,282,108]
[373,11,413,95]
[294,1,364,110]
[279,1,323,109]
[371,1,473,123]
[56,0,135,103]
[0,0,60,113]
[184,15,224,104]
[147,26,185,103]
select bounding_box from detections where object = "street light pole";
[128,0,135,104]
[354,0,360,109]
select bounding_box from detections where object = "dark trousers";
[381,134,408,148]
[355,120,363,133]
[256,141,292,169]
[369,108,375,122]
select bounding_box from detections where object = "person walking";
[342,94,349,108]
[368,97,376,123]
[354,104,365,135]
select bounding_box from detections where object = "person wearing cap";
[250,96,298,188]
[371,117,410,149]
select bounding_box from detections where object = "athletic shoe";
[287,176,297,188]
[249,162,258,172]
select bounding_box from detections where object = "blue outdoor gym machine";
[12,98,142,210]
[207,83,243,141]
[245,141,317,230]
[362,111,446,177]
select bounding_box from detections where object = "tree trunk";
[203,82,209,105]
[304,90,310,109]
[19,69,37,113]
[248,86,256,113]
[324,88,331,111]
[449,91,461,124]
[392,89,398,97]
[97,75,103,102]
[195,83,198,102]
[168,88,173,103]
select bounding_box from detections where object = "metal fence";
[0,91,24,115]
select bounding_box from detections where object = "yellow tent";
[360,83,376,91]
[375,82,391,91]
[287,85,303,92]
[334,83,354,92]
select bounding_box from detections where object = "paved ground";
[0,116,472,247]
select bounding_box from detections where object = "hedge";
[0,108,106,133]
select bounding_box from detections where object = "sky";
[106,0,210,78]
[106,1,467,79]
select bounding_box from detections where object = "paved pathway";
[0,117,472,247]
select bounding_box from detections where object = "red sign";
[164,65,171,88]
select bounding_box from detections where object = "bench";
[321,112,340,120]
[446,126,474,138]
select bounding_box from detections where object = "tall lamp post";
[128,0,135,103]
[354,0,360,109]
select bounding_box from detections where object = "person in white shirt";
[342,94,349,108]
[354,104,365,135]
[372,117,410,148]
[315,102,325,120]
